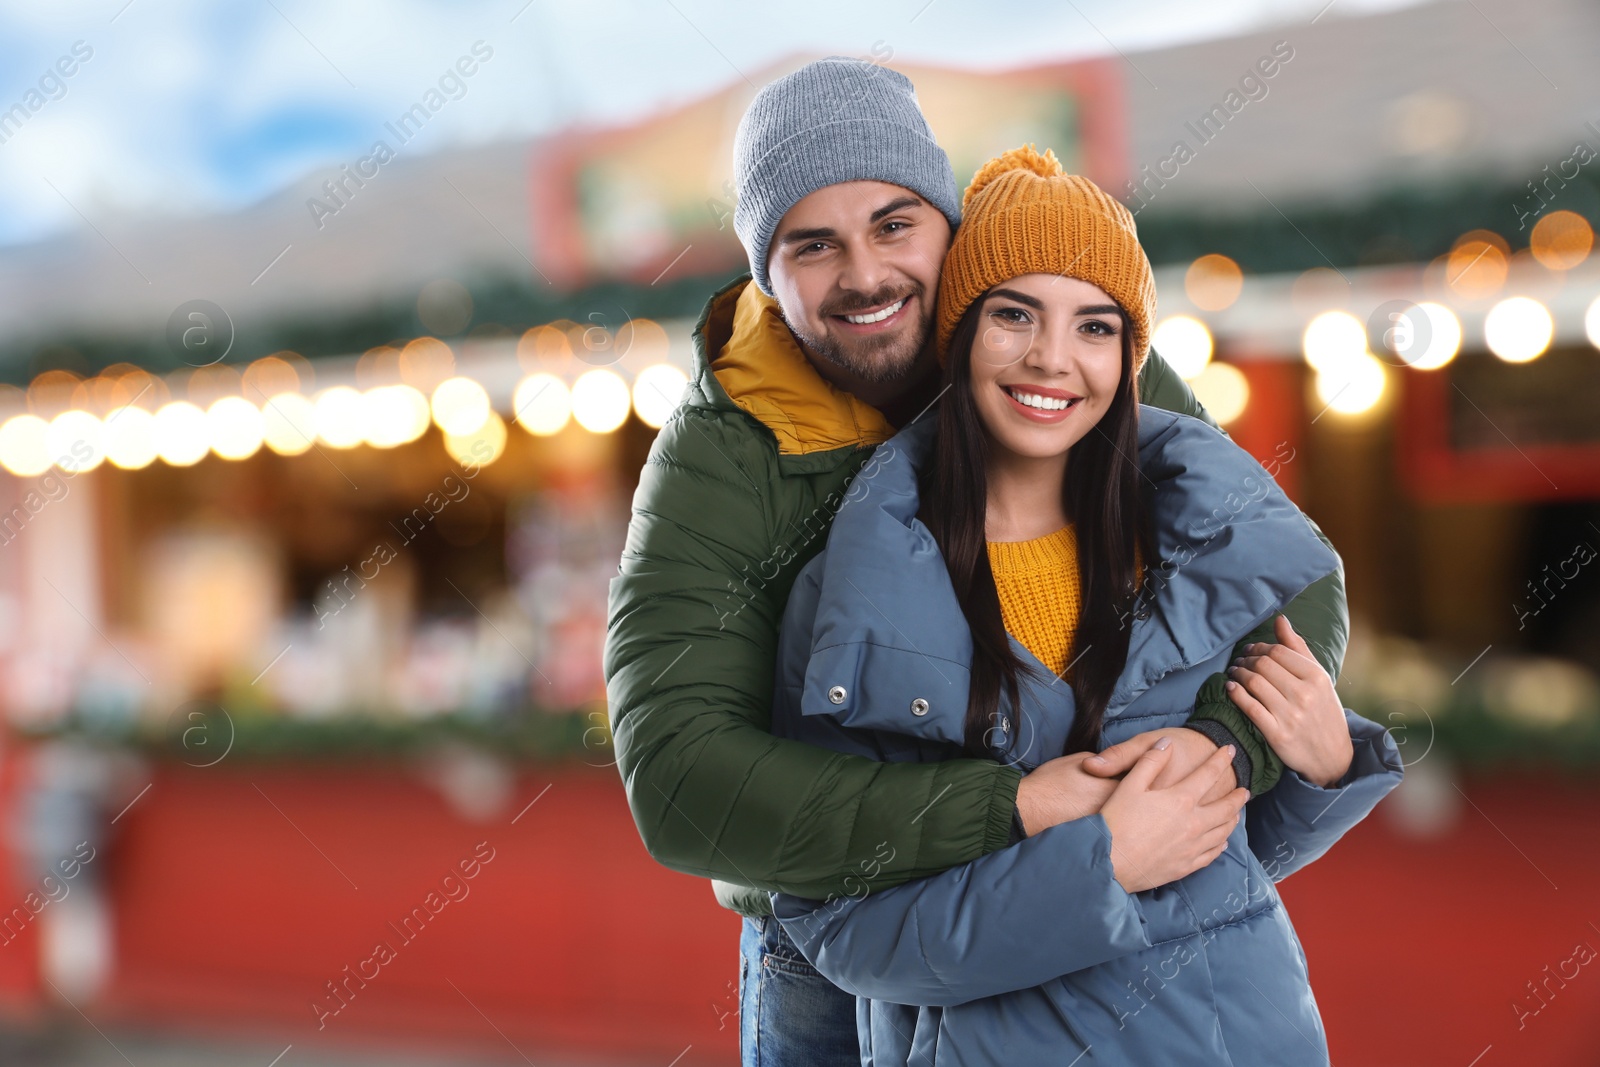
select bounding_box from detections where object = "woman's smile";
[998,382,1084,423]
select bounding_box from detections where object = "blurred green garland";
[13,689,1600,777]
[12,702,609,765]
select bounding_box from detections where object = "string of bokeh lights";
[0,319,689,477]
[0,210,1594,477]
[1152,210,1597,423]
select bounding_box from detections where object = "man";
[603,56,1348,1065]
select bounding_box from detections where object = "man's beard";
[784,284,932,385]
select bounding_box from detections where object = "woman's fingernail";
[1224,744,1236,756]
[1154,737,1172,750]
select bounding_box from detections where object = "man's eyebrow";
[869,195,924,224]
[776,195,925,246]
[777,226,836,247]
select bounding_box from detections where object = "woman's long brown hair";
[917,294,1155,759]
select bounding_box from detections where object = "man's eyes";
[793,221,912,255]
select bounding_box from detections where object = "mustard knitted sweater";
[986,525,1144,678]
[986,526,1084,678]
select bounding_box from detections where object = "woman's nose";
[1023,330,1074,374]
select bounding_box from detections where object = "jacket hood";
[794,406,1341,760]
[689,275,895,456]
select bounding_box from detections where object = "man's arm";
[1139,346,1224,431]
[604,406,1020,900]
[1139,350,1350,797]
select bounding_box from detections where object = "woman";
[766,147,1404,1065]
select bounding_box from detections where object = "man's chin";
[817,326,929,384]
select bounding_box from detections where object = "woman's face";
[966,273,1126,463]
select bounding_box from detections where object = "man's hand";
[1014,751,1122,837]
[1225,615,1353,788]
[1081,728,1235,805]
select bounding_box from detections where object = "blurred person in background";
[604,57,1349,1065]
[763,146,1403,1065]
[8,740,144,1006]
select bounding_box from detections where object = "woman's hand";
[1225,614,1353,789]
[1081,727,1236,804]
[1100,741,1247,894]
[1014,751,1122,836]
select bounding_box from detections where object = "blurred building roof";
[1120,0,1599,214]
[0,137,543,365]
[0,0,1594,370]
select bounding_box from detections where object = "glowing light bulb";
[1151,316,1213,380]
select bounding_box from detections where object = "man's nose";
[835,243,894,300]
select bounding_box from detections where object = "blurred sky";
[0,0,1424,249]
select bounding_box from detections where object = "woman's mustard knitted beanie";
[935,144,1156,374]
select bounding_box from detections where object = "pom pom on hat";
[962,144,1064,211]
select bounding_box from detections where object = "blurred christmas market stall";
[1,1,1598,773]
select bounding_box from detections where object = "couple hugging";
[604,55,1403,1067]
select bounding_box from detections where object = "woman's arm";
[770,811,1151,1007]
[1244,706,1404,880]
[1221,618,1405,878]
[1187,530,1347,796]
[1139,350,1350,798]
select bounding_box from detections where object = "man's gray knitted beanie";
[733,56,962,296]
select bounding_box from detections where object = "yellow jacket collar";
[709,281,895,456]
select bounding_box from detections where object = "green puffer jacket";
[604,275,1348,919]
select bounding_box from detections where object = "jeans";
[739,913,860,1066]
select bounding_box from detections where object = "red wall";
[1281,768,1600,1066]
[0,752,1596,1065]
[101,761,742,1064]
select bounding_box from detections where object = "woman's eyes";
[990,306,1033,325]
[987,309,1119,336]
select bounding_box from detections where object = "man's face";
[766,181,951,389]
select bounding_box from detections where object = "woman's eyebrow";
[987,291,1122,318]
[989,288,1044,309]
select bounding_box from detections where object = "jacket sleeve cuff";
[984,766,1024,855]
[1186,670,1284,795]
[1181,718,1254,793]
[1007,805,1027,846]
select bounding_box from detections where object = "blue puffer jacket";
[767,406,1404,1067]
